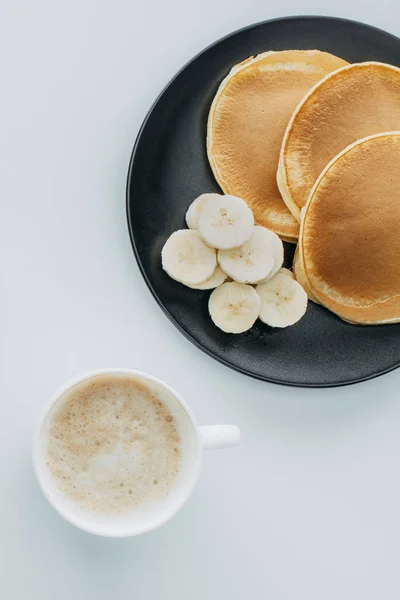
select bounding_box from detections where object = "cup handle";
[199,425,240,450]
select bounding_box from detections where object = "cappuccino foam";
[45,374,182,515]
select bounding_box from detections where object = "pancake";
[207,50,348,242]
[301,132,400,325]
[279,62,400,221]
[292,245,319,304]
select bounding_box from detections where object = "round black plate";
[127,16,400,387]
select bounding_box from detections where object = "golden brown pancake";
[279,62,400,220]
[292,245,319,304]
[301,132,400,324]
[207,50,348,242]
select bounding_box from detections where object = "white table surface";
[2,1,400,598]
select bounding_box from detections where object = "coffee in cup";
[44,373,184,517]
[34,369,240,536]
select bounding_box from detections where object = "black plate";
[127,16,400,387]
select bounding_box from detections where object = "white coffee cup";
[33,368,240,537]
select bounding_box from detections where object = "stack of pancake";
[207,54,400,325]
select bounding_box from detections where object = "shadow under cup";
[33,370,202,537]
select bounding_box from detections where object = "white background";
[1,1,400,598]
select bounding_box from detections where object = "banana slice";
[162,230,216,285]
[256,271,308,328]
[279,267,295,280]
[198,195,254,249]
[186,265,227,290]
[257,266,294,284]
[209,282,260,333]
[253,232,284,282]
[267,232,284,279]
[186,193,220,230]
[218,226,275,284]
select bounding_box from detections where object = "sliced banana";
[279,267,295,280]
[218,226,275,284]
[256,266,294,284]
[186,193,220,230]
[186,265,227,290]
[162,229,216,285]
[267,232,284,279]
[198,194,254,249]
[256,271,308,328]
[209,282,260,333]
[253,232,284,282]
